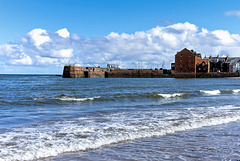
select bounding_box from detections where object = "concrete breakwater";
[62,65,240,78]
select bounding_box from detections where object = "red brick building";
[174,48,210,73]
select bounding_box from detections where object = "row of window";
[179,62,206,67]
[180,58,192,61]
[179,63,192,67]
[180,54,192,57]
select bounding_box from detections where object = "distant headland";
[62,48,240,78]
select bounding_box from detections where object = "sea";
[1,75,240,161]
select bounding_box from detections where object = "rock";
[60,94,69,98]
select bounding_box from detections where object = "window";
[202,61,205,66]
[180,59,183,61]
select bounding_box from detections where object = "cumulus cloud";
[52,49,73,58]
[35,55,59,65]
[27,28,51,47]
[12,54,33,65]
[1,23,240,73]
[56,28,70,38]
[225,10,240,18]
[0,44,32,65]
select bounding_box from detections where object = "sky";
[1,0,240,74]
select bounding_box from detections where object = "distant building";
[209,55,229,72]
[226,57,240,72]
[174,48,210,73]
[107,64,120,71]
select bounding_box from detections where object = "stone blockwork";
[62,66,85,78]
[106,69,166,78]
[63,66,168,78]
[62,66,107,78]
[173,72,240,78]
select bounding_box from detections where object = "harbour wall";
[172,72,240,78]
[106,69,168,78]
[62,66,240,78]
[62,66,106,78]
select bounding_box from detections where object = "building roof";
[226,57,240,65]
[180,48,202,58]
[209,56,227,63]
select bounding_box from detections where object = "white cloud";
[168,22,198,32]
[212,30,236,45]
[27,28,51,47]
[225,10,240,18]
[56,28,70,38]
[0,44,33,65]
[12,53,33,65]
[71,33,80,40]
[35,55,59,65]
[52,49,73,58]
[1,22,240,73]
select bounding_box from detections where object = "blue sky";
[0,0,240,74]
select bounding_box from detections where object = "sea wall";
[62,66,106,78]
[88,72,105,78]
[62,66,85,78]
[106,69,167,78]
[63,66,240,78]
[173,72,240,78]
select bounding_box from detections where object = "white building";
[227,58,240,72]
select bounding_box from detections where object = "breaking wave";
[158,93,185,98]
[232,89,240,93]
[1,105,240,160]
[200,90,221,95]
[33,95,100,102]
[200,89,240,95]
[56,96,100,101]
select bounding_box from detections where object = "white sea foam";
[57,96,100,101]
[200,90,221,95]
[232,89,240,93]
[158,93,184,98]
[1,105,240,161]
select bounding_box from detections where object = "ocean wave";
[158,93,185,98]
[232,89,240,93]
[33,95,100,102]
[2,105,239,160]
[57,96,100,102]
[200,90,221,95]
